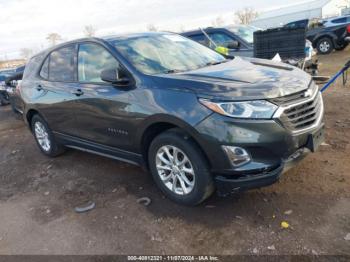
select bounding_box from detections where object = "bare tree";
[212,16,225,27]
[20,48,34,60]
[147,24,158,32]
[235,7,259,25]
[46,33,62,46]
[84,25,96,37]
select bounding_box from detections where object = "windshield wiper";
[205,59,230,67]
[163,69,186,74]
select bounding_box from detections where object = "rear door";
[72,42,133,150]
[35,45,79,136]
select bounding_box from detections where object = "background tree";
[20,48,34,60]
[235,7,259,25]
[84,25,97,37]
[46,33,62,46]
[212,16,225,27]
[147,24,158,31]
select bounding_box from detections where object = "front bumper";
[215,147,309,196]
[195,111,324,196]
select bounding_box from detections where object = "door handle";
[36,85,44,91]
[71,89,84,96]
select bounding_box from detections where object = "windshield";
[227,25,259,44]
[113,34,226,75]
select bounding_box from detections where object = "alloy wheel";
[34,122,51,152]
[319,41,330,53]
[156,145,195,195]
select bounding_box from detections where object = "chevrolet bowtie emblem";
[303,89,313,98]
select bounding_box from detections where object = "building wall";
[251,9,322,29]
[322,0,349,17]
[341,7,350,15]
[251,0,350,29]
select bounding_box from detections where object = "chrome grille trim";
[273,88,324,135]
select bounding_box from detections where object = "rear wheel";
[148,129,214,206]
[31,114,65,157]
[317,37,334,55]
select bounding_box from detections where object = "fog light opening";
[222,146,251,167]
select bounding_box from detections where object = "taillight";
[347,25,350,33]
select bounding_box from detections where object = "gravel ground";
[0,50,349,256]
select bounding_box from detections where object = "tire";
[31,114,65,157]
[0,92,9,106]
[335,43,348,51]
[317,37,334,55]
[148,129,214,206]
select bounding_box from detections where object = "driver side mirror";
[227,40,240,49]
[100,68,131,86]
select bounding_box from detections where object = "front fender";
[135,113,211,150]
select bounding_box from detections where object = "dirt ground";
[0,50,349,256]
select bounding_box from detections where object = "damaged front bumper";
[215,147,310,197]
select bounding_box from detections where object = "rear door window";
[78,43,119,83]
[332,17,347,24]
[49,45,76,82]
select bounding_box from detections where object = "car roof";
[181,25,257,36]
[323,15,350,21]
[102,31,171,41]
[32,32,175,59]
[181,27,228,36]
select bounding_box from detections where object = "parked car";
[182,25,315,61]
[307,22,350,54]
[5,65,25,113]
[321,15,350,28]
[284,18,350,54]
[284,19,309,29]
[181,25,258,57]
[20,33,325,205]
[0,74,10,106]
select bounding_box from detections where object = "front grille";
[270,89,307,104]
[274,86,324,133]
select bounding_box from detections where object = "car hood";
[152,56,312,101]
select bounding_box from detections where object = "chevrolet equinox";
[20,32,325,205]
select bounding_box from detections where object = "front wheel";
[148,129,214,206]
[31,114,65,157]
[317,38,334,55]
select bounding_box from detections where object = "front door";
[72,42,133,151]
[209,32,254,57]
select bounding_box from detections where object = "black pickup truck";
[285,19,350,54]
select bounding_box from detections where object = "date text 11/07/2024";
[127,255,219,261]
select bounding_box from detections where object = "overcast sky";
[0,0,306,60]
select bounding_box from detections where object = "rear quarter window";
[332,17,347,24]
[22,55,44,79]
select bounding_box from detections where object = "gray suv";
[19,32,325,205]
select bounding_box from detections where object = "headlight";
[199,99,278,119]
